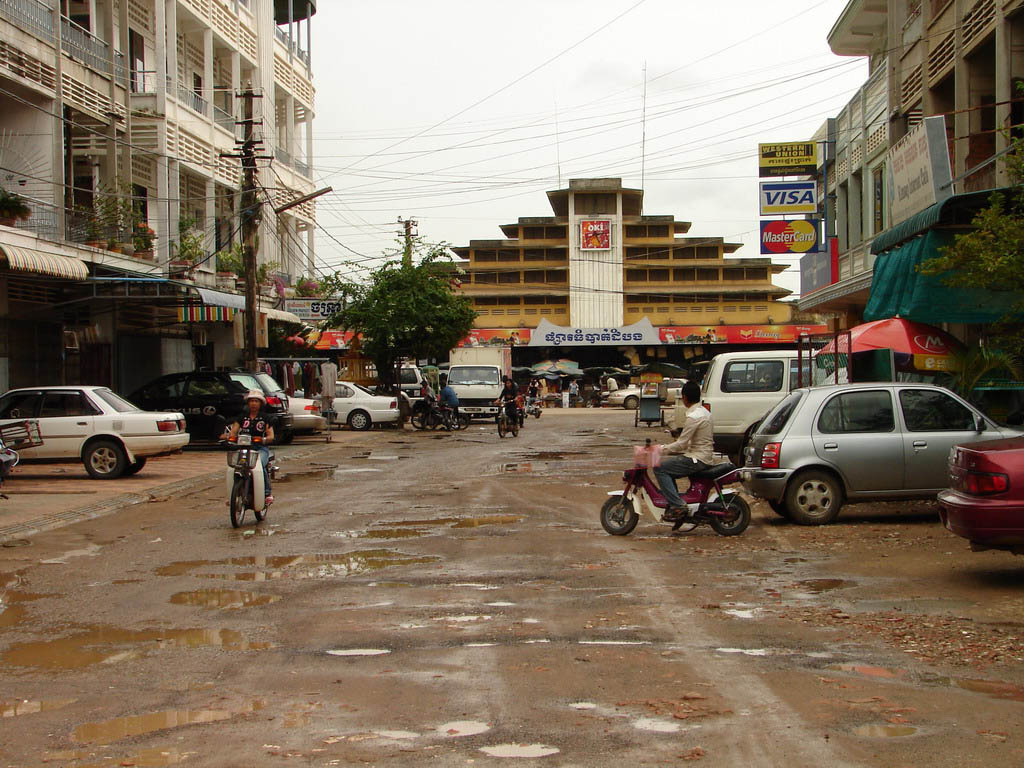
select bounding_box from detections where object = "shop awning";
[196,286,246,310]
[870,188,1007,254]
[864,230,1022,323]
[0,244,88,280]
[262,306,302,323]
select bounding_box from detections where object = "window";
[673,268,695,281]
[40,391,101,417]
[523,249,546,261]
[474,272,497,284]
[93,389,140,413]
[448,367,500,386]
[254,373,283,393]
[697,246,718,259]
[544,226,567,239]
[575,193,617,214]
[187,376,231,396]
[872,165,885,235]
[497,250,519,262]
[626,269,646,282]
[759,391,805,435]
[673,247,696,259]
[523,296,546,305]
[545,271,566,284]
[337,385,354,398]
[696,268,719,281]
[498,271,520,284]
[523,227,545,239]
[475,250,497,262]
[721,361,784,393]
[497,296,520,305]
[817,390,895,433]
[899,389,975,431]
[523,270,544,284]
[129,28,145,92]
[0,391,42,419]
[228,373,261,392]
[789,359,812,390]
[546,296,567,305]
[648,269,669,281]
[140,376,187,400]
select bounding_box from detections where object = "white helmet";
[244,389,266,405]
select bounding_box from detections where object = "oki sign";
[760,219,820,254]
[579,219,611,250]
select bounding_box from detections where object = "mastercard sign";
[760,219,820,254]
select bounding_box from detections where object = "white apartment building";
[0,0,317,391]
[799,0,1024,328]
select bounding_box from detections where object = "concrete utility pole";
[222,84,267,372]
[398,216,417,267]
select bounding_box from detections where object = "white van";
[700,350,803,463]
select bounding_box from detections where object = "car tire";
[123,457,147,476]
[623,395,639,410]
[83,440,128,479]
[767,499,791,518]
[278,430,295,445]
[784,470,843,525]
[348,410,372,431]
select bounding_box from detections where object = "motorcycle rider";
[494,376,519,424]
[438,374,460,421]
[654,380,713,521]
[224,390,275,505]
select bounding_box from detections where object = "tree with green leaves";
[328,240,475,387]
[919,135,1024,354]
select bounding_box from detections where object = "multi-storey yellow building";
[454,178,805,349]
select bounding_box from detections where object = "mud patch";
[795,578,854,594]
[158,550,440,581]
[956,678,1024,701]
[1,698,76,717]
[853,724,918,738]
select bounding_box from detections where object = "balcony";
[177,83,208,116]
[0,0,55,44]
[274,26,310,66]
[61,16,127,86]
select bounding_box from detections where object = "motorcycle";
[600,439,750,537]
[0,435,19,499]
[524,399,542,419]
[224,434,277,528]
[412,398,469,430]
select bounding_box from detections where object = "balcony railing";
[275,146,291,165]
[213,104,234,131]
[61,17,118,79]
[293,159,310,178]
[177,83,208,116]
[0,0,55,44]
[274,25,311,66]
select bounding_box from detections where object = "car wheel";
[767,499,791,518]
[278,430,295,445]
[348,410,372,431]
[623,396,639,410]
[784,470,843,525]
[123,457,147,476]
[84,440,128,479]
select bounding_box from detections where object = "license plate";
[463,407,484,413]
[237,434,252,446]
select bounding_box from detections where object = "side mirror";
[975,414,986,433]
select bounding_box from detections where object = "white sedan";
[0,385,189,479]
[332,381,400,431]
[288,396,327,434]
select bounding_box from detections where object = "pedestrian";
[568,379,580,406]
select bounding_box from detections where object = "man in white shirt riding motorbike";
[654,380,713,522]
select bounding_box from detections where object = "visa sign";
[759,181,817,215]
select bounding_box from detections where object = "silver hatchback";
[741,382,1023,525]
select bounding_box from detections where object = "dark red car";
[938,437,1024,553]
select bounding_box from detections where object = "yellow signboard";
[758,142,818,177]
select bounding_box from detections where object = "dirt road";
[1,410,1023,766]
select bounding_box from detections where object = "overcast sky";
[307,0,868,297]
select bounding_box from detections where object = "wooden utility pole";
[398,216,416,267]
[222,84,266,372]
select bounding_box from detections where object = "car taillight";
[389,400,397,409]
[761,442,781,469]
[702,402,711,412]
[266,396,282,408]
[157,419,179,432]
[304,403,320,412]
[962,471,1009,495]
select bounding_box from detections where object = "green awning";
[870,188,1008,254]
[864,230,1022,323]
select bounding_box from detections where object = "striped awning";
[0,245,88,280]
[178,305,236,322]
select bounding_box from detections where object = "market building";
[0,0,316,392]
[453,178,824,366]
[798,0,1024,334]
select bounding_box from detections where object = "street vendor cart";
[634,383,665,428]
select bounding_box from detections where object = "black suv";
[127,371,294,443]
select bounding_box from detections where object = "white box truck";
[447,347,512,418]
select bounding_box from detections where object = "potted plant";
[0,188,31,226]
[95,181,135,252]
[295,276,320,297]
[76,204,105,248]
[169,216,205,279]
[216,242,244,289]
[133,224,156,260]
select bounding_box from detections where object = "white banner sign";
[885,115,952,227]
[529,317,660,347]
[284,299,342,321]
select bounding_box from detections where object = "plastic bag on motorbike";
[632,443,662,468]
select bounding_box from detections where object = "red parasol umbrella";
[822,318,964,372]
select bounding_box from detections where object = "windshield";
[400,369,418,384]
[448,366,500,386]
[254,373,284,393]
[96,388,142,413]
[229,373,261,391]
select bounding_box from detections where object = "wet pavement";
[1,410,1023,765]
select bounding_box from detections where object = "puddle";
[783,557,807,564]
[716,647,770,656]
[0,603,26,628]
[634,718,681,733]
[569,702,597,710]
[330,468,383,474]
[440,720,491,737]
[2,627,272,669]
[47,747,192,766]
[853,724,918,738]
[723,609,758,619]
[40,543,102,565]
[326,648,391,656]
[376,730,419,739]
[956,678,1024,701]
[169,589,280,610]
[434,615,491,623]
[521,451,586,460]
[479,744,560,757]
[370,581,413,588]
[158,550,440,581]
[485,601,516,607]
[1,698,76,717]
[465,642,497,647]
[382,518,461,527]
[359,529,427,539]
[795,579,854,593]
[374,515,521,530]
[578,640,649,646]
[451,515,522,529]
[73,702,263,744]
[830,663,906,679]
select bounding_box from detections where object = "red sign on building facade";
[580,219,611,250]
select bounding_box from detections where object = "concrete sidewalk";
[0,430,367,543]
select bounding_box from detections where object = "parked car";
[741,382,1023,525]
[701,350,804,463]
[607,385,642,409]
[0,385,188,479]
[127,371,294,443]
[938,437,1024,553]
[332,381,399,430]
[288,397,326,434]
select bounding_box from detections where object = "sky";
[306,0,869,297]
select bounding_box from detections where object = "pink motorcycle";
[600,440,750,537]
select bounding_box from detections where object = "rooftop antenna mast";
[640,61,648,190]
